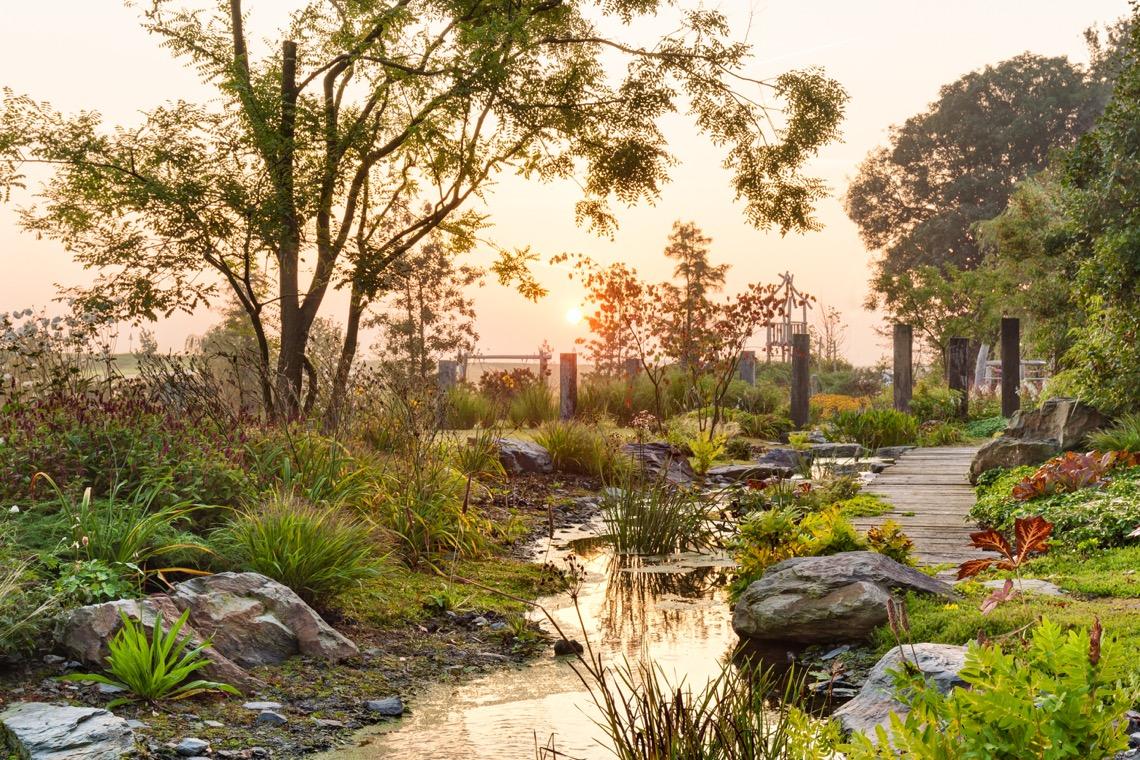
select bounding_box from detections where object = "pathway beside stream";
[852,445,986,569]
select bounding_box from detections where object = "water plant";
[600,480,714,555]
[63,609,241,707]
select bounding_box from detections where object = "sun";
[564,306,584,325]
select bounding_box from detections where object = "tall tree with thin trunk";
[3,0,846,420]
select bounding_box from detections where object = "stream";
[322,518,739,759]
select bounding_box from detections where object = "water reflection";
[323,522,740,759]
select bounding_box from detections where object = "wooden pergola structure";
[764,272,811,362]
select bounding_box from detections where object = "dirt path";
[852,446,986,569]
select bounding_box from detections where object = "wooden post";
[437,360,458,392]
[947,337,970,421]
[538,353,549,384]
[893,324,913,413]
[559,353,577,420]
[1001,317,1020,417]
[739,350,757,385]
[790,334,810,428]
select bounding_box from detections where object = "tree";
[3,0,846,421]
[658,221,728,369]
[810,302,847,369]
[370,239,481,392]
[846,53,1103,345]
[574,262,643,377]
[1060,11,1140,412]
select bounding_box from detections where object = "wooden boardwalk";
[852,446,984,569]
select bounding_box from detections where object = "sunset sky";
[0,0,1129,365]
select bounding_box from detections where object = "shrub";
[30,474,210,575]
[601,480,714,555]
[1088,413,1140,453]
[688,432,726,476]
[809,393,865,421]
[836,494,893,518]
[0,558,57,660]
[865,520,914,565]
[534,421,626,479]
[916,420,966,447]
[507,382,558,427]
[578,375,638,424]
[970,464,1140,550]
[827,409,918,449]
[444,385,498,429]
[727,381,785,415]
[845,618,1137,759]
[218,493,380,605]
[968,390,1003,421]
[965,415,1007,438]
[478,367,540,404]
[737,412,794,440]
[244,431,377,507]
[723,436,753,460]
[377,462,491,567]
[908,381,962,422]
[63,609,241,707]
[53,559,140,605]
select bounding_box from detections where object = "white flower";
[8,505,19,513]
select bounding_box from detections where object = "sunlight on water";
[323,521,739,759]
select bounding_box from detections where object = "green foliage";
[688,432,727,476]
[736,412,793,440]
[31,474,210,573]
[450,426,505,482]
[63,609,241,707]
[506,382,558,428]
[827,408,918,449]
[218,493,380,606]
[909,380,962,422]
[244,431,376,507]
[848,618,1137,759]
[971,465,1140,550]
[444,385,498,429]
[1088,412,1140,452]
[835,495,893,518]
[534,421,626,479]
[965,415,1007,439]
[601,480,714,555]
[591,658,840,760]
[916,420,966,447]
[722,436,753,460]
[0,557,57,659]
[1022,546,1140,598]
[725,381,786,415]
[53,559,140,606]
[865,520,914,564]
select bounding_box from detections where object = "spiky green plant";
[63,609,240,707]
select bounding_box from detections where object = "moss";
[1020,546,1140,598]
[835,494,893,518]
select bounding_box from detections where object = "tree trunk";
[324,283,366,432]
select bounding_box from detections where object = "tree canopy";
[1,0,846,420]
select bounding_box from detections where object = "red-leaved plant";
[958,515,1054,615]
[1011,451,1139,502]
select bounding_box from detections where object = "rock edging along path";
[851,445,988,569]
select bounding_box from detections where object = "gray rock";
[168,572,359,667]
[203,720,224,729]
[969,438,1059,483]
[56,596,259,693]
[242,701,284,711]
[255,710,287,726]
[756,448,807,471]
[1006,397,1109,450]
[495,438,553,475]
[732,552,954,644]
[620,442,696,484]
[554,638,584,656]
[0,703,135,760]
[833,644,967,736]
[811,443,867,459]
[706,463,784,482]
[364,697,404,717]
[314,718,346,729]
[175,737,210,756]
[42,654,66,666]
[874,446,915,459]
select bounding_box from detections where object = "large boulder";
[706,463,786,483]
[732,552,954,645]
[620,442,696,484]
[969,438,1060,483]
[0,702,135,759]
[56,595,258,692]
[57,573,358,693]
[495,438,553,475]
[756,447,807,472]
[833,644,967,736]
[1006,397,1109,450]
[169,572,359,667]
[811,443,867,459]
[970,398,1110,483]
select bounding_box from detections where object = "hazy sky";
[0,0,1130,365]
